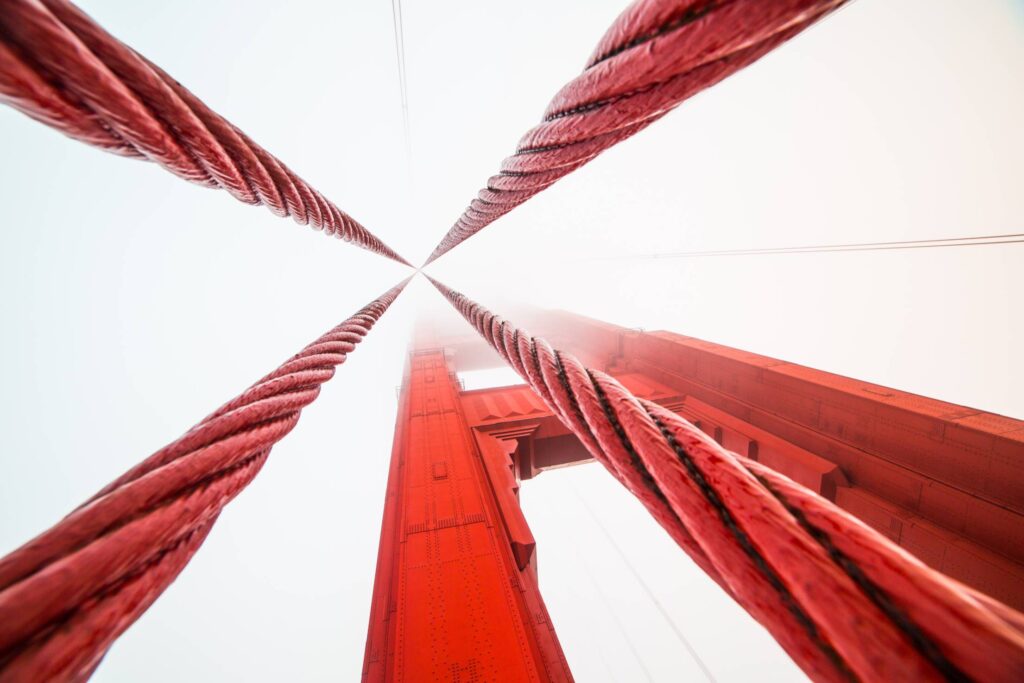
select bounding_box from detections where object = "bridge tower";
[363,309,1024,680]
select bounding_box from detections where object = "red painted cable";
[0,279,408,682]
[429,276,1024,683]
[0,0,409,265]
[424,0,848,264]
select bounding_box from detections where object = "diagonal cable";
[424,0,850,264]
[0,279,410,681]
[0,0,409,264]
[571,486,716,682]
[428,276,1024,683]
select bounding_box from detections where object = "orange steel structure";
[5,2,1023,679]
[363,309,1024,680]
[361,341,574,683]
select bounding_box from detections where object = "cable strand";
[0,279,410,681]
[427,276,1024,683]
[0,0,409,264]
[424,0,848,263]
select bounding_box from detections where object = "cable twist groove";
[429,276,1024,683]
[426,0,847,263]
[0,279,408,682]
[0,0,408,264]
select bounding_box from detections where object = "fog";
[1,0,1021,680]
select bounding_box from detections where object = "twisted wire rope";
[0,279,409,682]
[429,276,1024,683]
[426,0,848,264]
[1,1,1020,681]
[0,0,408,264]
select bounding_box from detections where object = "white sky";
[1,1,1022,681]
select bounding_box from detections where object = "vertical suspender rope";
[425,0,848,264]
[427,276,1024,683]
[0,0,409,265]
[0,279,409,682]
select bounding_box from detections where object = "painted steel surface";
[429,278,1024,683]
[363,350,571,682]
[530,310,1024,610]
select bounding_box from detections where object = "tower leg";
[362,349,572,682]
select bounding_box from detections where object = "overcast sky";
[1,1,1022,681]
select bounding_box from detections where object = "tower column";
[362,348,572,682]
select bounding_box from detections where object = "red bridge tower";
[363,309,1024,680]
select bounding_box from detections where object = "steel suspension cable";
[428,276,1024,683]
[425,0,849,264]
[0,279,409,682]
[0,0,409,265]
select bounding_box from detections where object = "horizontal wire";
[580,232,1024,262]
